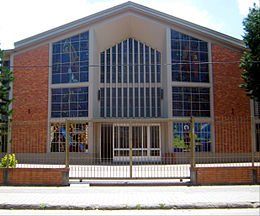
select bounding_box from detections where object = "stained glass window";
[51,87,88,118]
[172,87,210,117]
[52,32,89,84]
[171,30,209,83]
[173,122,211,152]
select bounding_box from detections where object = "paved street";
[0,184,259,210]
[0,209,259,216]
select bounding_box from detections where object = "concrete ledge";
[0,202,259,210]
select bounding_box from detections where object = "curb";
[0,202,259,210]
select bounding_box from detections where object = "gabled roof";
[14,1,245,50]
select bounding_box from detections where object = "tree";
[239,3,260,102]
[0,49,14,152]
[0,49,14,120]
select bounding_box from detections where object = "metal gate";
[64,120,191,180]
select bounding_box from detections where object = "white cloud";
[237,0,259,15]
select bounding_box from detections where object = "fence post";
[190,116,196,168]
[129,121,133,178]
[190,116,197,185]
[65,120,70,168]
[250,116,255,167]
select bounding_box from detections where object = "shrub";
[0,154,18,167]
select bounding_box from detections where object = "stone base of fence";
[0,168,70,186]
[190,167,260,185]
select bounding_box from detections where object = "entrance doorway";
[100,124,161,162]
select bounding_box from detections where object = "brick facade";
[195,167,260,185]
[12,44,49,153]
[212,44,251,152]
[0,168,69,186]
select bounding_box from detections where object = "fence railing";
[0,116,259,179]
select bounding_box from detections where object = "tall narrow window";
[106,88,110,117]
[146,88,150,117]
[112,88,116,117]
[123,88,128,117]
[123,40,127,83]
[129,88,133,117]
[140,43,144,83]
[112,46,116,83]
[118,88,122,117]
[145,45,150,83]
[118,43,122,83]
[106,49,110,83]
[100,88,104,117]
[140,88,144,117]
[134,40,139,83]
[100,52,105,83]
[151,48,155,83]
[135,88,139,117]
[151,87,156,117]
[129,38,133,83]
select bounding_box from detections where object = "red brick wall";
[12,44,49,153]
[196,167,260,184]
[0,169,3,184]
[212,44,251,152]
[0,168,69,186]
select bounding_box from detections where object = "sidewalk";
[0,182,259,210]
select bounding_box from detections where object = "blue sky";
[0,0,259,50]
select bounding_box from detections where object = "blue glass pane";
[52,54,60,63]
[80,52,88,61]
[171,30,180,39]
[62,53,70,63]
[52,94,61,102]
[80,41,88,51]
[62,111,69,117]
[53,43,61,54]
[52,104,61,111]
[71,35,79,42]
[80,32,89,41]
[61,74,69,83]
[78,111,88,117]
[52,74,60,84]
[62,104,69,111]
[51,112,61,118]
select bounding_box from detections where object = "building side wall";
[212,44,251,153]
[12,44,49,153]
[212,43,249,117]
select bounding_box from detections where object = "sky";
[0,0,259,50]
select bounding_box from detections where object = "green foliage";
[173,136,186,148]
[240,4,260,102]
[40,203,47,210]
[0,154,18,167]
[137,204,141,210]
[0,49,14,120]
[159,203,165,208]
